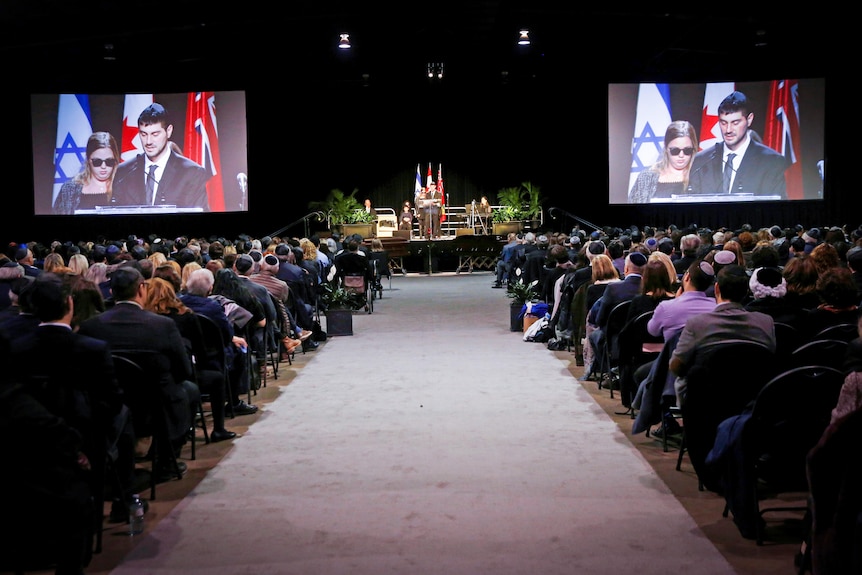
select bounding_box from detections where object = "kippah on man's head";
[235,254,254,274]
[627,251,647,268]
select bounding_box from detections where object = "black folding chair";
[111,351,184,501]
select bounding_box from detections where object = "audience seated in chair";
[180,268,257,416]
[143,276,237,442]
[79,265,199,483]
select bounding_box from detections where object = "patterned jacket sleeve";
[628,171,659,204]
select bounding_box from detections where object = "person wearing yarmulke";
[688,90,788,198]
[587,252,648,383]
[744,267,807,329]
[802,227,821,254]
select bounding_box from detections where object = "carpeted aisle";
[111,272,736,575]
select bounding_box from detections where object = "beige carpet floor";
[100,272,746,575]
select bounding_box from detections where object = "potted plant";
[521,181,544,229]
[492,186,525,236]
[308,188,372,236]
[342,204,376,239]
[505,277,539,331]
[319,283,362,336]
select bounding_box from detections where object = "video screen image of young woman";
[31,90,249,215]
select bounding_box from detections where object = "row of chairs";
[585,302,858,552]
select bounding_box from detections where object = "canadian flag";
[698,82,735,151]
[120,93,154,162]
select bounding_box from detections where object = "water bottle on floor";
[128,494,145,535]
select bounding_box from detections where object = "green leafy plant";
[495,186,525,221]
[505,278,539,305]
[521,181,544,221]
[308,188,365,227]
[344,208,376,224]
[493,182,544,222]
[320,282,364,310]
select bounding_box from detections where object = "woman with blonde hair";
[648,251,680,292]
[582,254,621,378]
[68,253,89,275]
[52,131,121,214]
[628,120,699,203]
[43,252,72,275]
[148,251,168,268]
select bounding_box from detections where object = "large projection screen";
[31,91,249,216]
[608,79,825,205]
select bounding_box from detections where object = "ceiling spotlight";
[427,62,444,80]
[517,30,530,45]
[338,34,351,49]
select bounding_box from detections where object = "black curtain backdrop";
[5,69,853,248]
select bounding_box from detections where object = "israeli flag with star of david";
[53,94,93,206]
[628,83,671,192]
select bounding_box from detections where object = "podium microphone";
[237,172,248,210]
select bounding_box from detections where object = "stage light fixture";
[427,62,443,80]
[338,34,351,49]
[517,30,530,45]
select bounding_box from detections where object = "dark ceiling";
[0,3,834,89]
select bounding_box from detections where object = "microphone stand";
[547,207,602,232]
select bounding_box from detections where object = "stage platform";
[363,234,505,275]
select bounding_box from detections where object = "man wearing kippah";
[687,90,787,198]
[587,251,648,389]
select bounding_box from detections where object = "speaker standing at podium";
[424,182,442,238]
[687,91,787,199]
[112,103,211,211]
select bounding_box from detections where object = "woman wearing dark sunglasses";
[52,131,120,214]
[628,120,698,204]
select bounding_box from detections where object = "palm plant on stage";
[308,188,371,229]
[493,186,525,222]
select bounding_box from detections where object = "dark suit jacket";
[112,151,210,210]
[595,275,642,329]
[10,324,122,458]
[78,302,193,440]
[688,142,787,198]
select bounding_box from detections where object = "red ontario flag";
[438,163,446,222]
[763,79,802,200]
[184,92,225,212]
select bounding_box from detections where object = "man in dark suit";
[8,273,138,521]
[78,265,197,481]
[588,251,648,374]
[235,254,277,365]
[112,102,211,211]
[688,91,787,199]
[425,182,442,238]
